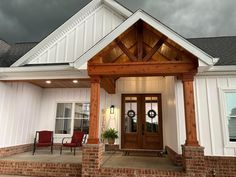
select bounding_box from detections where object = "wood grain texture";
[87,76,101,144]
[182,75,199,146]
[88,61,197,77]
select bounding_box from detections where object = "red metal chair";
[32,130,53,155]
[60,131,85,155]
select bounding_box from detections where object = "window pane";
[55,103,72,134]
[74,119,89,134]
[145,102,158,133]
[74,103,90,134]
[226,92,236,141]
[125,102,137,133]
[55,119,71,134]
[56,103,72,118]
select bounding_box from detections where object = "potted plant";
[102,128,118,144]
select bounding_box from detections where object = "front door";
[121,94,163,150]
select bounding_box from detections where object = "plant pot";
[108,138,115,145]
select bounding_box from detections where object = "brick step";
[0,160,81,177]
[121,148,165,157]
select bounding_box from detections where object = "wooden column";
[87,76,100,144]
[182,74,199,146]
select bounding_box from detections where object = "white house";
[0,0,236,176]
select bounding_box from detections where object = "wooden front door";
[121,94,163,150]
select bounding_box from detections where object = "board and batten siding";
[0,82,42,148]
[29,5,124,65]
[193,75,236,156]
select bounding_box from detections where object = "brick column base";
[182,145,205,176]
[82,143,104,177]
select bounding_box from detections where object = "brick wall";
[82,143,104,177]
[99,167,185,177]
[0,144,32,157]
[166,146,183,166]
[182,145,205,176]
[0,160,82,177]
[205,156,236,177]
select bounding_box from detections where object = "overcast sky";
[0,0,236,43]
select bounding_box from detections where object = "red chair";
[60,131,84,155]
[32,130,53,155]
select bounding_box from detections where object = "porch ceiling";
[3,78,91,88]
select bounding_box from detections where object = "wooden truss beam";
[143,42,172,61]
[143,36,166,61]
[101,77,116,94]
[88,61,197,77]
[116,39,137,62]
[137,20,143,61]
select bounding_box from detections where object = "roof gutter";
[197,65,236,76]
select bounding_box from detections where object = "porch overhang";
[73,9,216,71]
[86,19,200,149]
[0,65,88,80]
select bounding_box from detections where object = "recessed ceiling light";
[72,80,78,84]
[45,80,51,84]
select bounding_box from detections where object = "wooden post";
[182,74,199,146]
[87,76,100,144]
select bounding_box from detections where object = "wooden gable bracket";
[116,39,137,62]
[101,77,116,94]
[143,36,167,62]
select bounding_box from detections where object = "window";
[74,103,90,134]
[55,102,90,135]
[55,103,72,134]
[225,92,236,142]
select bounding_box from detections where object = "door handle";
[142,124,144,135]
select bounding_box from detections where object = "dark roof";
[0,36,236,67]
[0,41,38,67]
[188,36,236,66]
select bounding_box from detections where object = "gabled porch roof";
[73,9,218,70]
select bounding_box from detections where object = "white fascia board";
[0,65,73,73]
[197,65,236,76]
[11,0,102,67]
[73,10,215,68]
[0,65,89,80]
[208,65,236,72]
[103,0,132,18]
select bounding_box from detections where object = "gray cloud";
[0,0,236,43]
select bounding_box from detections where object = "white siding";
[29,5,124,65]
[0,82,42,148]
[163,77,180,153]
[193,75,236,156]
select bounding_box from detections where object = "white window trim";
[218,87,236,148]
[53,101,90,138]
